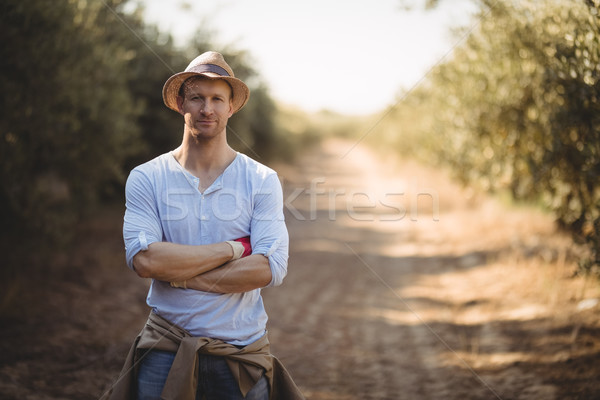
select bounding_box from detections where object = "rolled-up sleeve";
[250,173,289,287]
[123,169,163,269]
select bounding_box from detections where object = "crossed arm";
[132,241,272,293]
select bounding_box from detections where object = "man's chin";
[190,130,220,142]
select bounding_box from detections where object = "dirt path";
[0,138,599,399]
[266,139,600,399]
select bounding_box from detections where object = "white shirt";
[123,151,289,345]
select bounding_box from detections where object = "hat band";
[187,64,230,77]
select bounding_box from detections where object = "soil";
[1,138,599,399]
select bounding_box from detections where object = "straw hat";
[162,51,250,114]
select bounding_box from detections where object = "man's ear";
[176,95,185,115]
[228,99,234,118]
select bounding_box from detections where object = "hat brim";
[162,71,250,114]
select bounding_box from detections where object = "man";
[109,51,303,400]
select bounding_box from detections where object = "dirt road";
[0,138,599,399]
[266,139,600,399]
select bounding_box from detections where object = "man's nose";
[200,101,213,114]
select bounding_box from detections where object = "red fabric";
[234,236,252,257]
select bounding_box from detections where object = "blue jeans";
[137,349,269,400]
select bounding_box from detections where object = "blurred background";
[0,0,599,399]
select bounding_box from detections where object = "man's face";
[177,77,234,141]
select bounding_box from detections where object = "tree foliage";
[388,0,600,272]
[0,0,142,254]
[0,0,292,276]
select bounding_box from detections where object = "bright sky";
[135,0,477,115]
